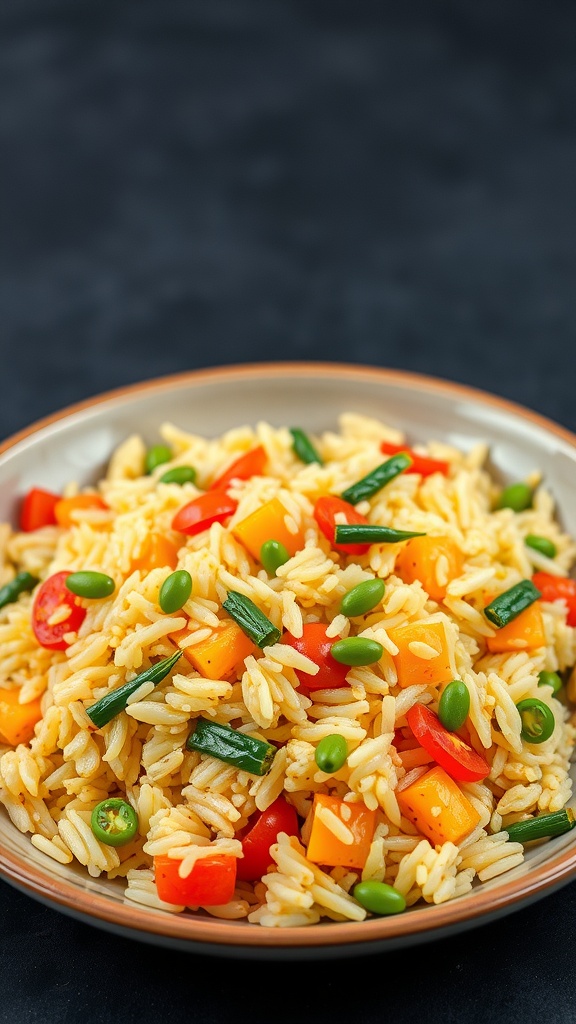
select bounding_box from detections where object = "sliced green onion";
[186,716,276,775]
[159,466,197,486]
[484,579,541,628]
[289,428,323,466]
[0,571,38,610]
[145,445,172,475]
[505,808,575,844]
[516,697,555,744]
[537,670,563,694]
[496,482,533,512]
[334,524,426,546]
[86,650,182,728]
[222,590,281,648]
[65,571,115,599]
[525,535,557,559]
[341,453,412,506]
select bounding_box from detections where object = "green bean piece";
[496,482,533,512]
[65,571,116,599]
[340,578,385,617]
[537,670,563,694]
[484,579,541,628]
[505,808,575,844]
[86,650,183,728]
[260,539,290,576]
[438,680,470,732]
[341,453,412,506]
[159,570,192,614]
[330,636,384,666]
[334,524,426,546]
[352,880,407,916]
[314,734,348,774]
[516,698,555,744]
[525,534,557,559]
[159,466,197,486]
[145,445,172,475]
[91,798,139,847]
[289,427,323,466]
[0,571,38,610]
[186,717,277,776]
[222,590,281,648]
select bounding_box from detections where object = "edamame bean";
[314,734,348,774]
[496,482,533,512]
[145,445,172,474]
[438,679,470,731]
[525,534,557,559]
[260,539,290,576]
[352,880,406,916]
[65,571,115,599]
[516,698,555,743]
[159,466,197,486]
[537,670,562,694]
[340,578,385,618]
[330,637,384,666]
[159,570,192,613]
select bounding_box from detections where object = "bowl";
[1,360,576,960]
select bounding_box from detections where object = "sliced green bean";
[65,571,115,599]
[289,428,323,466]
[505,808,575,844]
[341,453,412,505]
[484,580,541,628]
[222,590,281,648]
[186,716,276,775]
[0,571,38,610]
[334,524,425,546]
[86,650,182,728]
[340,578,385,617]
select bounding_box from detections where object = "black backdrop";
[2,2,576,1023]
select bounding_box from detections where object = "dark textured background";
[2,1,576,1022]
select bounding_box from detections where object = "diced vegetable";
[314,734,348,774]
[222,590,281,648]
[380,442,449,478]
[54,494,109,527]
[531,572,576,627]
[236,796,300,881]
[86,650,182,728]
[330,636,383,666]
[31,570,87,650]
[313,496,371,556]
[186,716,277,775]
[397,765,481,845]
[289,428,323,466]
[281,623,349,690]
[484,580,542,628]
[334,524,426,546]
[130,534,180,572]
[485,601,546,653]
[145,445,172,474]
[209,446,267,492]
[538,670,562,694]
[172,619,255,680]
[516,698,555,743]
[232,496,303,563]
[172,492,237,536]
[159,466,197,486]
[159,570,192,613]
[352,880,406,915]
[0,688,42,746]
[260,539,290,576]
[306,792,376,869]
[387,621,453,689]
[525,535,557,559]
[496,482,533,511]
[341,452,412,505]
[406,703,490,782]
[65,571,115,599]
[154,853,237,906]
[19,487,59,531]
[394,535,464,601]
[340,578,385,617]
[91,798,139,846]
[437,680,470,732]
[0,571,38,610]
[504,809,575,844]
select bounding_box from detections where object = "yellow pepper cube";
[485,601,545,653]
[394,535,464,601]
[397,765,481,846]
[306,792,376,870]
[388,621,453,689]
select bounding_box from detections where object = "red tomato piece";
[154,853,237,906]
[282,622,350,691]
[209,446,267,492]
[406,703,490,783]
[380,442,449,477]
[172,492,238,536]
[313,495,371,556]
[19,487,60,531]
[532,572,576,627]
[31,571,87,650]
[236,796,300,881]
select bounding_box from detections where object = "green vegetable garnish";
[222,590,281,648]
[186,717,277,775]
[341,453,412,506]
[484,580,541,628]
[86,650,183,728]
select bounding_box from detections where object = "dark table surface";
[2,2,576,1022]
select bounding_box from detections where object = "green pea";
[65,571,115,599]
[314,734,348,774]
[438,679,470,731]
[496,482,533,512]
[260,539,290,576]
[537,670,563,694]
[145,445,172,475]
[159,570,192,613]
[353,880,406,916]
[516,698,555,743]
[159,466,197,486]
[330,637,384,666]
[525,534,557,559]
[340,578,385,618]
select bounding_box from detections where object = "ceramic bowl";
[1,361,576,960]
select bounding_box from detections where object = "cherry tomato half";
[313,496,371,556]
[380,442,449,477]
[209,445,267,492]
[19,487,59,531]
[154,853,237,906]
[172,492,238,536]
[31,570,87,650]
[282,622,350,691]
[236,796,300,881]
[405,703,490,783]
[532,572,576,627]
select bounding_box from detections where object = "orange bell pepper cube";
[0,688,43,746]
[54,494,109,527]
[394,535,463,601]
[397,765,481,846]
[232,496,304,563]
[154,853,237,906]
[306,792,376,869]
[388,621,453,688]
[485,601,546,653]
[171,619,256,680]
[131,534,180,572]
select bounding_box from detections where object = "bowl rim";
[2,359,576,953]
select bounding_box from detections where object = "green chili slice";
[91,798,139,847]
[0,571,38,610]
[289,428,323,466]
[86,650,183,728]
[484,579,541,628]
[334,524,426,546]
[341,452,412,506]
[516,697,555,744]
[186,716,277,775]
[504,808,575,844]
[222,590,281,648]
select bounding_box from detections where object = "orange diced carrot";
[171,620,255,680]
[394,535,463,601]
[131,534,180,572]
[54,494,109,527]
[485,601,546,653]
[388,621,453,689]
[397,765,481,846]
[0,688,42,746]
[232,497,304,563]
[305,792,376,869]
